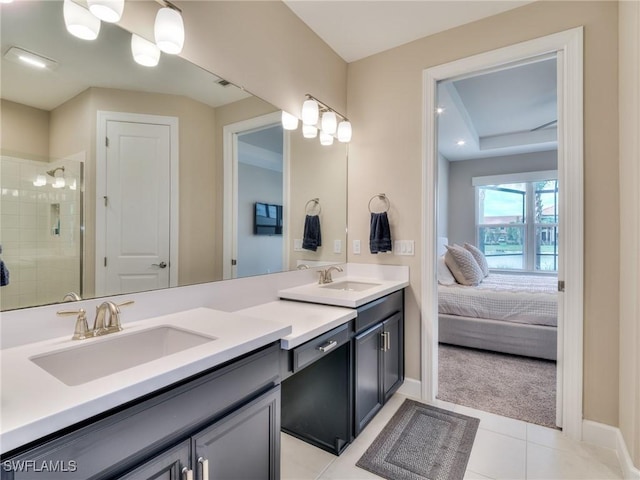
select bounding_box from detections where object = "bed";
[438,272,558,360]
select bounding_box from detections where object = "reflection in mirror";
[0,0,347,311]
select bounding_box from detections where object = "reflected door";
[103,120,171,295]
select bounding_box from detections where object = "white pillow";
[437,255,456,285]
[464,243,489,277]
[444,245,484,286]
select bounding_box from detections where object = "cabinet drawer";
[355,290,403,333]
[293,322,351,372]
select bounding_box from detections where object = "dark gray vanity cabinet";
[354,290,404,436]
[1,343,281,480]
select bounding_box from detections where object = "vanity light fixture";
[321,111,337,135]
[301,94,352,144]
[154,2,184,55]
[301,99,320,125]
[131,34,161,67]
[302,124,318,139]
[87,0,124,23]
[281,111,299,131]
[319,131,334,146]
[63,0,101,41]
[337,120,352,143]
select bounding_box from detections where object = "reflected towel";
[302,215,322,251]
[370,212,392,254]
[0,259,9,287]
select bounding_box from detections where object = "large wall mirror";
[0,1,347,311]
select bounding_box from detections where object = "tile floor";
[281,394,624,480]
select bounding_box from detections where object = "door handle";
[198,457,209,480]
[151,261,168,268]
[181,467,193,480]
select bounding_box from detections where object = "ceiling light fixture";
[300,94,352,145]
[281,111,299,131]
[63,0,101,41]
[87,0,124,23]
[154,2,184,55]
[131,33,161,67]
[4,47,58,71]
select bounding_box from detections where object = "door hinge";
[231,259,237,266]
[105,137,109,147]
[104,257,107,267]
[558,280,565,292]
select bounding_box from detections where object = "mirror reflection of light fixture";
[302,124,318,139]
[33,175,47,187]
[47,166,66,189]
[337,121,352,143]
[63,0,101,41]
[154,4,184,55]
[131,33,161,67]
[281,111,299,131]
[301,99,319,126]
[87,0,124,23]
[319,131,334,146]
[321,111,337,135]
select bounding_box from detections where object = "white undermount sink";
[30,326,217,386]
[320,281,381,292]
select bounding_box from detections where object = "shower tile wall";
[1,156,82,310]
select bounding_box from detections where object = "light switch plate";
[394,240,415,256]
[353,239,361,254]
[333,239,342,254]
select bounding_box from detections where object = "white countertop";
[0,308,291,454]
[278,276,409,308]
[237,300,357,349]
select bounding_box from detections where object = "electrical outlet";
[394,240,415,256]
[293,239,303,251]
[333,239,342,254]
[353,239,361,254]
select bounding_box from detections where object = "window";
[474,172,558,272]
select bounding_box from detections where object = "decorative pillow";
[464,243,489,277]
[437,255,456,285]
[444,245,484,286]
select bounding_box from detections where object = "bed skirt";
[439,314,557,361]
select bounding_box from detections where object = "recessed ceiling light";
[456,140,466,146]
[4,46,58,71]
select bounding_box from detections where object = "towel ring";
[305,198,321,215]
[368,193,390,213]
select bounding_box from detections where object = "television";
[254,202,283,235]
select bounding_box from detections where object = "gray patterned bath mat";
[356,399,479,480]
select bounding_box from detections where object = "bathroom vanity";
[0,265,409,478]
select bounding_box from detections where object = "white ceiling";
[283,0,534,63]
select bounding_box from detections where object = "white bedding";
[438,273,557,327]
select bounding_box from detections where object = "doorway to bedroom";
[422,28,585,438]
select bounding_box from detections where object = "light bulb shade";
[87,0,124,23]
[131,34,161,67]
[302,124,318,139]
[154,7,184,54]
[33,175,47,187]
[64,0,101,41]
[301,99,319,125]
[321,111,337,135]
[319,131,334,146]
[337,121,352,143]
[53,177,66,189]
[281,111,299,131]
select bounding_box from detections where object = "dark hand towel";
[302,214,322,251]
[0,259,9,287]
[370,212,392,254]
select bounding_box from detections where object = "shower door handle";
[152,261,168,268]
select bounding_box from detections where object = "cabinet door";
[383,312,404,402]
[354,323,383,436]
[116,440,191,480]
[193,387,280,480]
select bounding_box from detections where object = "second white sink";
[30,326,217,386]
[320,281,381,292]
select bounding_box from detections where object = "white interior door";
[104,120,171,295]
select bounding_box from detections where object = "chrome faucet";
[318,265,343,284]
[57,300,134,340]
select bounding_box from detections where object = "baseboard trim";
[583,420,640,479]
[397,377,422,399]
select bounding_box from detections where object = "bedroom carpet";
[437,343,557,428]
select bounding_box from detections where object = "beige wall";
[618,0,640,466]
[347,1,620,426]
[50,87,218,295]
[1,99,50,161]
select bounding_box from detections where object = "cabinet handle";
[318,340,337,353]
[181,467,193,480]
[198,457,209,480]
[380,332,387,351]
[386,331,391,351]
